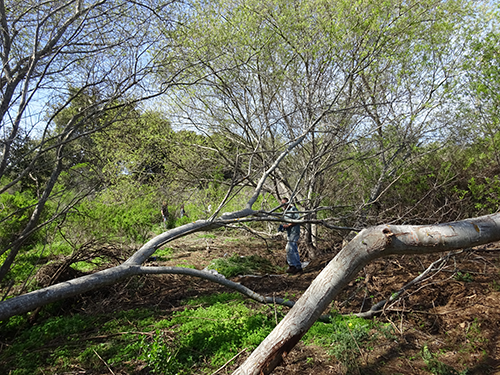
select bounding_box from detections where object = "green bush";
[0,180,67,247]
[68,185,159,243]
[0,189,37,247]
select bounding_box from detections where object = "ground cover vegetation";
[2,240,500,374]
[1,0,500,374]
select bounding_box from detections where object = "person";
[161,201,169,228]
[180,204,188,218]
[281,197,302,274]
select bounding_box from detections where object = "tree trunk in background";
[305,221,320,259]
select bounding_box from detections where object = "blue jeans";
[286,240,301,268]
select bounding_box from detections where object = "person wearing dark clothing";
[281,198,302,274]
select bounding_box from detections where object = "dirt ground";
[77,232,500,375]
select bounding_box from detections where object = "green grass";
[224,237,240,242]
[151,246,175,261]
[0,291,399,375]
[0,314,100,374]
[198,233,216,239]
[303,313,394,373]
[71,259,104,272]
[174,263,197,269]
[140,293,277,373]
[0,293,279,375]
[207,254,276,277]
[422,345,469,375]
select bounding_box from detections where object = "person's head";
[281,197,289,207]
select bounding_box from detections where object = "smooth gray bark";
[0,219,218,320]
[233,213,500,375]
[0,211,300,321]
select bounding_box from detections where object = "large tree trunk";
[233,213,500,375]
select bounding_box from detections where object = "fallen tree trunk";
[0,263,295,321]
[233,213,500,375]
[0,219,221,321]
[0,209,281,322]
